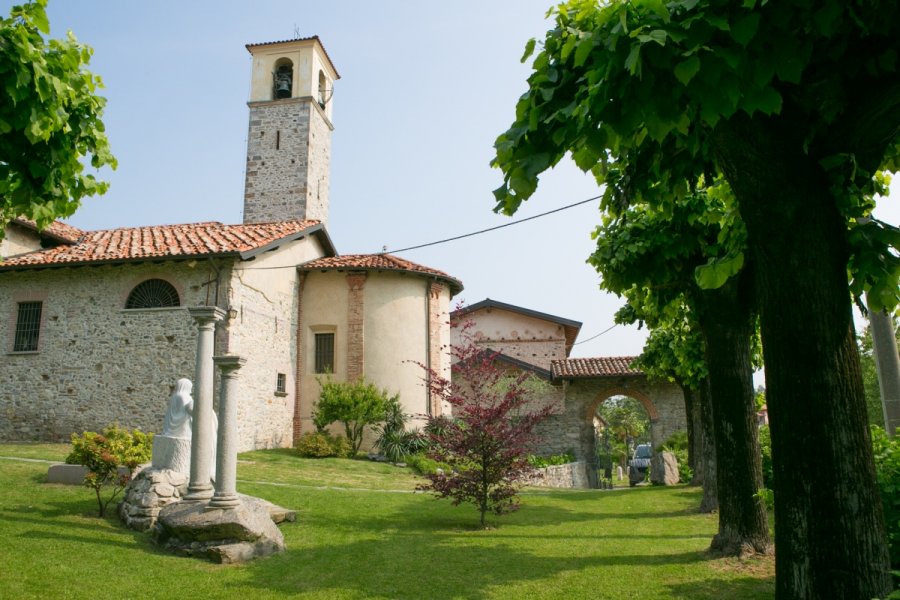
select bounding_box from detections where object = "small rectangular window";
[13,301,42,352]
[276,373,287,394]
[315,333,334,374]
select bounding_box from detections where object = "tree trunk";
[680,384,698,477]
[868,300,900,437]
[715,114,891,598]
[696,377,718,513]
[696,277,771,556]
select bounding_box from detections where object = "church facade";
[0,37,460,450]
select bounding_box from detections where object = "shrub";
[295,432,351,458]
[871,425,900,568]
[66,425,153,517]
[758,424,774,489]
[405,453,450,476]
[373,395,429,463]
[314,378,392,453]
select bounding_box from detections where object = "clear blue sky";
[12,1,899,363]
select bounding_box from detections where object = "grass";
[0,444,774,599]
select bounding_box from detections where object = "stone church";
[0,37,461,451]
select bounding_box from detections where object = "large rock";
[154,499,285,564]
[650,451,680,486]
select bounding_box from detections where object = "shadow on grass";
[666,576,774,599]
[237,530,715,599]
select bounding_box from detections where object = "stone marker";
[650,451,680,486]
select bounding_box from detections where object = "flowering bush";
[66,425,152,517]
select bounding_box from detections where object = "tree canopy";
[492,0,899,596]
[0,0,115,232]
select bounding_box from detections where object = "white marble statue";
[163,378,194,438]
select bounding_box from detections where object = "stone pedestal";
[185,307,224,501]
[120,468,189,532]
[151,435,191,475]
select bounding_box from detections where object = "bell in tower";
[274,63,293,99]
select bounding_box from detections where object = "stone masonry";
[345,272,366,382]
[243,98,332,224]
[427,282,444,416]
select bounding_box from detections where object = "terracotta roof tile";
[12,218,85,243]
[300,253,463,294]
[245,36,340,79]
[0,220,321,270]
[551,356,643,379]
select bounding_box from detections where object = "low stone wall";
[527,461,591,489]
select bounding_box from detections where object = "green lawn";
[0,444,774,599]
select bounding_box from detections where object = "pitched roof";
[299,253,463,295]
[245,36,341,79]
[11,218,85,244]
[551,356,643,380]
[453,298,583,355]
[0,220,332,270]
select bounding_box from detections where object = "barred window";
[126,279,179,309]
[13,301,42,352]
[276,373,287,394]
[314,333,334,374]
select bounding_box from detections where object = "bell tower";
[242,37,339,224]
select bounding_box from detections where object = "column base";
[206,494,242,510]
[184,483,214,502]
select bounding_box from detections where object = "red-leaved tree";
[419,321,557,528]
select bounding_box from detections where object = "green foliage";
[314,378,393,454]
[405,453,450,477]
[373,395,428,463]
[758,424,774,490]
[598,396,649,443]
[754,488,775,513]
[871,426,900,567]
[0,0,116,232]
[527,453,575,468]
[294,431,351,458]
[66,425,152,517]
[658,431,692,483]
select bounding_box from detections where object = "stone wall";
[526,461,591,489]
[0,262,211,440]
[0,223,42,259]
[226,236,325,451]
[243,98,331,225]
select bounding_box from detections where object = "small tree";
[420,323,556,528]
[314,378,392,454]
[66,425,152,517]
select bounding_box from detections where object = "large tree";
[0,0,115,232]
[492,1,898,596]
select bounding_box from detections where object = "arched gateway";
[534,357,687,488]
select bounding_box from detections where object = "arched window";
[273,58,293,99]
[318,70,328,108]
[126,279,180,309]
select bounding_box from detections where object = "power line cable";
[234,194,602,270]
[380,194,601,255]
[572,323,618,345]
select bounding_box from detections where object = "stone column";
[208,355,246,510]
[185,306,225,501]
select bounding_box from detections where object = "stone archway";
[531,374,687,488]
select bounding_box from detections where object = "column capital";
[213,355,247,376]
[188,306,227,325]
